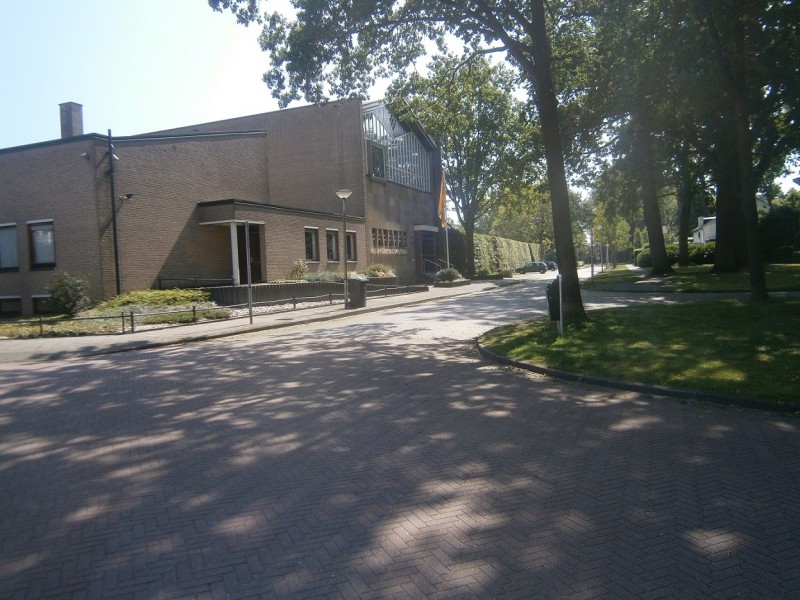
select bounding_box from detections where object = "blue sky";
[2,1,796,190]
[0,0,291,148]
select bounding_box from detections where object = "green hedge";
[473,233,535,277]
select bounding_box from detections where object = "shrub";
[96,289,211,310]
[689,243,716,265]
[636,248,653,268]
[304,271,341,282]
[436,267,462,282]
[46,271,91,317]
[138,308,230,325]
[289,259,309,280]
[363,263,395,277]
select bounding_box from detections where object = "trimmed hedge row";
[447,228,537,277]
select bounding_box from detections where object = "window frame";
[304,227,319,262]
[345,231,357,262]
[0,296,22,317]
[28,220,55,269]
[326,229,340,261]
[0,223,18,271]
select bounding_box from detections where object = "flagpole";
[445,224,450,268]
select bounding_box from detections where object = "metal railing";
[158,275,235,289]
[0,284,429,337]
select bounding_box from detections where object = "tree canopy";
[210,0,589,323]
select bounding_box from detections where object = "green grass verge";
[584,263,800,292]
[479,298,800,405]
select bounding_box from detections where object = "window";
[28,221,55,268]
[371,228,408,253]
[0,296,21,317]
[345,232,356,262]
[32,296,56,315]
[326,230,339,261]
[304,228,319,261]
[370,144,386,179]
[0,224,18,270]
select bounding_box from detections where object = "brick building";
[0,100,444,316]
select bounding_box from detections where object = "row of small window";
[304,228,356,262]
[372,228,408,249]
[0,221,56,270]
[0,296,54,317]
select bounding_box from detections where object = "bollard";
[130,310,135,333]
[192,306,197,322]
[121,311,126,333]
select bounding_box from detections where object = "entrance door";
[420,232,438,279]
[237,224,262,283]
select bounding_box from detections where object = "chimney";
[59,102,84,138]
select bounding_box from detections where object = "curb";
[476,341,800,414]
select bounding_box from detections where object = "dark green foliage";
[45,271,91,317]
[760,205,800,262]
[97,289,211,309]
[636,248,652,268]
[472,232,534,277]
[436,268,462,282]
[688,243,716,265]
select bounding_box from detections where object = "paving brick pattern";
[1,287,799,599]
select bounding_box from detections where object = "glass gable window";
[305,228,319,261]
[29,221,55,268]
[0,224,18,270]
[362,103,432,192]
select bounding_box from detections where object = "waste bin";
[546,277,560,321]
[346,278,367,309]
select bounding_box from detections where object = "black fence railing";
[158,275,235,289]
[1,282,429,337]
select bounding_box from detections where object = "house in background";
[0,100,444,316]
[692,216,716,244]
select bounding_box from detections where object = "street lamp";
[336,189,352,308]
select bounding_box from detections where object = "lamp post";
[336,189,352,308]
[107,130,122,296]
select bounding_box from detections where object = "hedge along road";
[1,279,798,600]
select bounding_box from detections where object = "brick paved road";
[1,284,799,599]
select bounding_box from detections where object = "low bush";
[289,259,309,280]
[636,248,652,268]
[97,289,211,310]
[689,243,715,265]
[362,263,395,277]
[436,267,463,282]
[138,308,230,325]
[46,271,91,317]
[304,271,342,282]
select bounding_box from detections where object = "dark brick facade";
[0,100,441,315]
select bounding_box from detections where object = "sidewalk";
[0,280,511,363]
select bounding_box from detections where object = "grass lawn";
[488,262,800,405]
[583,263,800,292]
[479,297,800,405]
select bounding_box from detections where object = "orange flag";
[437,175,447,228]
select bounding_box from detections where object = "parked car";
[545,261,557,271]
[516,261,548,274]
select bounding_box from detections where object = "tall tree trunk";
[634,117,672,276]
[712,154,746,272]
[731,12,768,302]
[527,0,586,324]
[463,219,476,279]
[675,152,693,267]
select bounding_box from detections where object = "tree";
[386,56,533,278]
[482,184,553,258]
[210,0,588,323]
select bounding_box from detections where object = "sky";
[1,0,796,190]
[0,0,300,148]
